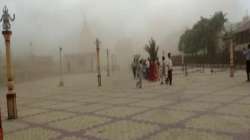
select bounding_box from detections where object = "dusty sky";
[0,0,249,56]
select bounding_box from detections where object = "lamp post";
[1,6,17,121]
[59,47,64,87]
[95,38,101,86]
[106,48,110,77]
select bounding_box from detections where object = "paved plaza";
[0,70,250,140]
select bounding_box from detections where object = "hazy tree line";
[178,11,227,60]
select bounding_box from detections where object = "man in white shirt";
[243,44,250,82]
[166,53,173,85]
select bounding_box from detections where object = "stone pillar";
[0,108,2,140]
[182,53,185,72]
[184,64,188,76]
[3,31,17,119]
[229,39,234,77]
[95,39,101,87]
[91,55,94,72]
[59,47,64,87]
[106,48,110,77]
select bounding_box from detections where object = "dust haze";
[0,0,249,72]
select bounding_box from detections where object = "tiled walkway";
[1,70,250,140]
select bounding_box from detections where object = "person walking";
[136,60,143,88]
[160,56,167,85]
[146,58,150,80]
[156,58,161,81]
[166,53,173,85]
[243,44,250,82]
[142,60,148,79]
[131,59,137,79]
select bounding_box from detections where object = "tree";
[144,38,159,81]
[178,11,227,58]
[145,38,159,61]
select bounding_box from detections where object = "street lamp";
[0,6,17,121]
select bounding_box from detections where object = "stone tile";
[16,98,39,106]
[61,136,87,140]
[133,109,195,125]
[50,95,82,102]
[132,100,173,108]
[216,104,250,117]
[186,114,250,133]
[45,102,79,110]
[175,93,200,100]
[3,121,29,133]
[49,115,110,132]
[77,96,111,104]
[238,97,250,104]
[169,102,220,112]
[195,95,240,103]
[66,103,111,113]
[131,93,162,99]
[86,120,160,140]
[31,100,59,108]
[4,127,60,140]
[95,106,148,118]
[148,128,233,140]
[23,111,75,124]
[101,98,139,105]
[18,108,50,118]
[213,90,249,96]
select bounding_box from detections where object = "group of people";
[160,53,173,85]
[131,53,173,88]
[130,44,250,89]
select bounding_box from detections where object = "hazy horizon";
[0,0,249,58]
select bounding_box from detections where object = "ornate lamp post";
[0,6,17,121]
[95,38,101,86]
[59,47,64,87]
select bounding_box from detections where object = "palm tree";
[145,38,159,81]
[145,38,159,61]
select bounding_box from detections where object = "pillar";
[230,39,234,77]
[3,31,17,119]
[106,48,110,77]
[59,47,64,87]
[95,39,101,87]
[0,108,3,140]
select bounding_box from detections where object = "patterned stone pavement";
[0,70,250,140]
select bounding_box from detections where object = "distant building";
[224,15,250,49]
[65,53,96,73]
[223,16,250,66]
[11,55,56,82]
[79,16,96,53]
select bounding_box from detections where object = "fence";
[172,51,245,68]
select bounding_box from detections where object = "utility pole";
[95,38,102,87]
